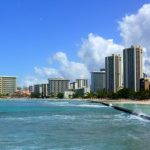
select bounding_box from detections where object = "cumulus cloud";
[23,3,150,86]
[119,3,150,74]
[78,33,124,71]
[23,76,48,87]
[34,67,60,77]
[24,52,90,86]
[53,52,90,80]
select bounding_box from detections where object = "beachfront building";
[75,87,90,97]
[76,79,88,89]
[48,78,70,97]
[64,91,75,99]
[34,84,42,94]
[41,84,48,97]
[70,82,78,90]
[33,84,48,97]
[140,78,150,91]
[0,76,17,95]
[123,45,143,92]
[91,69,106,93]
[29,85,34,93]
[105,54,122,93]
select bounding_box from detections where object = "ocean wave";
[76,104,106,108]
[0,114,76,121]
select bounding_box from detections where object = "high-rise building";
[123,45,143,91]
[105,54,121,93]
[0,76,17,95]
[70,82,78,90]
[41,84,48,97]
[76,79,88,89]
[91,69,106,93]
[48,78,70,96]
[29,85,34,93]
[34,84,42,94]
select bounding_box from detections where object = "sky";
[0,0,150,86]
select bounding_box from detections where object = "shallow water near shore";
[0,99,150,150]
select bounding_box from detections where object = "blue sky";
[0,0,150,86]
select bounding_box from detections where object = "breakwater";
[90,100,150,121]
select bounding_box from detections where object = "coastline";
[89,98,150,105]
[0,97,150,105]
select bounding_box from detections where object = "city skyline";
[1,1,150,86]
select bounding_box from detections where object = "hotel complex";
[0,76,16,95]
[2,45,147,97]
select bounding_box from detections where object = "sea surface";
[0,99,150,150]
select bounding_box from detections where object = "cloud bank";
[119,3,150,74]
[24,3,150,86]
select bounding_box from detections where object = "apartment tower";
[105,54,121,93]
[91,69,106,93]
[123,45,143,91]
[48,78,70,96]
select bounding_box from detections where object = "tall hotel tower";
[123,45,143,92]
[105,54,121,93]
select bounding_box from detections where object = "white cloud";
[34,67,60,77]
[23,3,150,86]
[119,3,150,74]
[78,33,124,71]
[23,76,48,87]
[23,52,90,86]
[53,52,90,80]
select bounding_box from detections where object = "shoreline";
[89,99,150,105]
[0,97,150,105]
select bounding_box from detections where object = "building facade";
[48,78,70,96]
[29,85,34,93]
[0,76,16,95]
[123,45,143,91]
[105,54,121,93]
[91,70,106,93]
[70,82,78,90]
[41,84,48,97]
[76,79,88,89]
[140,78,150,91]
[34,84,42,94]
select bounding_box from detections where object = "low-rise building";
[75,87,90,97]
[64,91,75,99]
[140,78,150,90]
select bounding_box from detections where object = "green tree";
[57,93,64,99]
[30,92,41,98]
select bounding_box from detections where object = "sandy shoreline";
[90,99,150,105]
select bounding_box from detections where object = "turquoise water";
[0,99,150,150]
[114,103,150,115]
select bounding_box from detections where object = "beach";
[89,98,150,105]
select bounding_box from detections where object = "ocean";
[0,99,149,150]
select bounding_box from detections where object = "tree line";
[84,88,150,100]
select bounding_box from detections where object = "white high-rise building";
[91,70,106,93]
[105,54,122,93]
[76,79,88,89]
[123,45,143,91]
